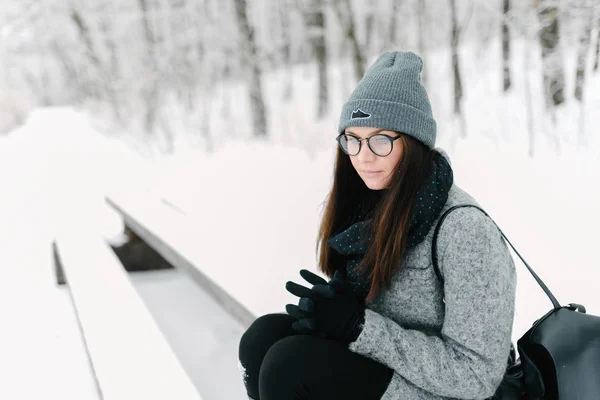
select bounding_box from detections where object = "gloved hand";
[285,269,365,344]
[322,268,355,297]
[284,269,350,339]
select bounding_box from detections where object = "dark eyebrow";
[344,128,387,138]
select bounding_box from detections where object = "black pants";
[238,313,394,400]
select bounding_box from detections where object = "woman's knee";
[258,335,318,398]
[238,313,296,362]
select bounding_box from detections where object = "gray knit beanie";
[338,51,436,149]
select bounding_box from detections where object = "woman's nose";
[357,142,377,161]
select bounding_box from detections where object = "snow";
[0,109,107,400]
[130,269,247,400]
[0,108,249,399]
[0,35,599,399]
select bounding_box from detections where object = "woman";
[238,51,517,400]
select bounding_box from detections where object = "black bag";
[432,205,600,400]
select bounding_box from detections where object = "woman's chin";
[363,179,386,190]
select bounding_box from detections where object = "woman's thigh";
[258,334,393,400]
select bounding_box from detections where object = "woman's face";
[344,126,404,190]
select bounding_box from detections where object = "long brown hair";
[316,133,437,303]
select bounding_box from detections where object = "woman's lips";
[362,170,382,177]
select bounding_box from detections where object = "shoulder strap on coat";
[431,205,489,283]
[430,204,562,310]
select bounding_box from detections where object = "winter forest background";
[1,1,599,398]
[1,0,599,156]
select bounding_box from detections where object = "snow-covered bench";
[53,225,203,400]
[104,189,260,329]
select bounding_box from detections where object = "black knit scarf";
[326,150,454,298]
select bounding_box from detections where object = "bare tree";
[278,1,293,101]
[96,2,124,123]
[364,0,377,50]
[303,0,328,119]
[449,0,462,117]
[233,0,268,137]
[333,0,366,82]
[594,15,600,71]
[385,0,402,49]
[49,39,80,102]
[502,0,511,91]
[70,8,103,99]
[574,3,593,102]
[168,0,201,112]
[416,0,428,88]
[524,33,536,157]
[538,0,565,107]
[138,0,162,135]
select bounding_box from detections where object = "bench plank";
[105,191,257,329]
[54,227,203,400]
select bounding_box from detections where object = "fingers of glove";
[299,269,328,286]
[333,269,347,281]
[312,284,335,299]
[286,281,313,299]
[329,279,350,291]
[329,278,352,293]
[285,303,309,320]
[292,318,316,334]
[298,297,315,312]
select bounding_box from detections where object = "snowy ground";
[0,109,103,400]
[0,108,247,400]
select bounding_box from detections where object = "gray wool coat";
[348,149,517,400]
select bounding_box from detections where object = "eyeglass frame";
[336,132,402,157]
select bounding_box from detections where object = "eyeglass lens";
[340,134,392,156]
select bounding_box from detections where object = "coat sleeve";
[347,208,517,399]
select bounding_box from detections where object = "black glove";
[285,269,365,343]
[327,269,355,295]
[284,269,350,339]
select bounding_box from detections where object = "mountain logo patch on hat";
[351,109,371,119]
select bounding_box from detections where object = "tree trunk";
[233,0,268,137]
[524,37,535,158]
[138,0,161,136]
[364,0,376,50]
[417,0,428,88]
[49,39,81,103]
[169,0,198,112]
[234,0,267,137]
[386,0,402,48]
[278,2,293,100]
[97,2,123,123]
[502,0,511,91]
[70,9,103,99]
[305,0,328,118]
[334,0,366,82]
[449,0,463,118]
[594,22,600,71]
[538,1,565,107]
[574,3,593,101]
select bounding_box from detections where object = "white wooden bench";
[53,223,203,400]
[104,190,258,330]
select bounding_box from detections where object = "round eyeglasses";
[336,133,402,157]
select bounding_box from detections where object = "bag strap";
[431,204,561,310]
